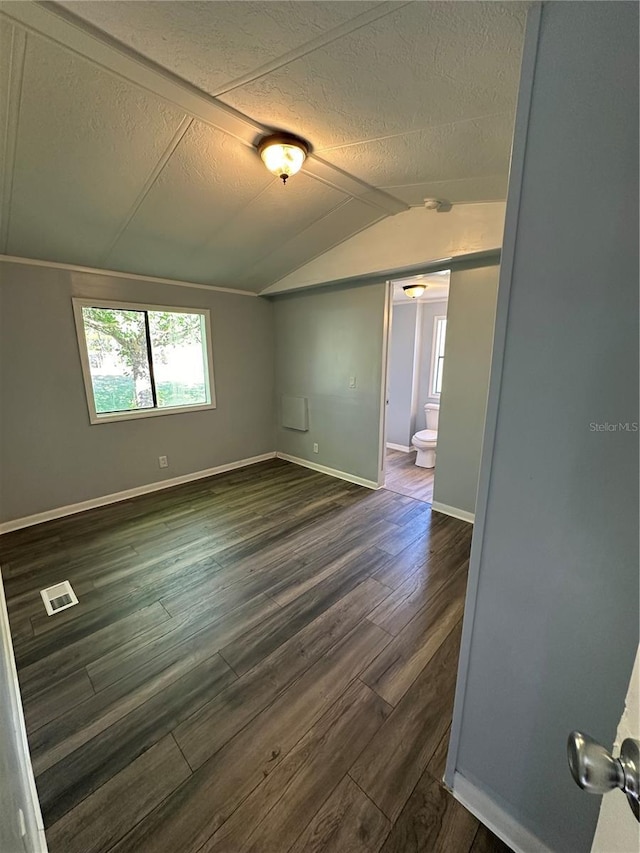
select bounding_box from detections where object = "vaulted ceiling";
[0,1,526,293]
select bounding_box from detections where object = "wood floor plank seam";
[243,694,378,851]
[199,679,393,853]
[347,770,397,828]
[107,621,393,852]
[280,775,356,853]
[347,768,397,824]
[171,579,393,773]
[30,634,243,777]
[347,722,446,836]
[85,591,280,696]
[34,654,238,824]
[216,649,241,680]
[2,459,510,853]
[157,599,174,619]
[169,731,195,776]
[18,602,175,698]
[84,665,100,695]
[260,588,284,609]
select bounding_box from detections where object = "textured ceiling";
[0,1,526,292]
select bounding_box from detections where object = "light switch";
[349,376,357,388]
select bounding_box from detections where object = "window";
[72,298,215,424]
[430,315,447,396]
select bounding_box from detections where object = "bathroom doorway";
[383,271,450,504]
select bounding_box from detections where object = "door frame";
[444,2,541,792]
[376,281,393,487]
[376,255,498,491]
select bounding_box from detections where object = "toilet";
[412,403,439,468]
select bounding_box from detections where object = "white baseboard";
[386,442,413,453]
[0,453,277,535]
[452,772,553,853]
[276,453,379,490]
[431,500,475,524]
[0,569,48,850]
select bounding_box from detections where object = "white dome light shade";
[403,283,427,298]
[258,134,309,184]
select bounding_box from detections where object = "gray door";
[445,3,639,852]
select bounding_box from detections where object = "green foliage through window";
[79,304,211,417]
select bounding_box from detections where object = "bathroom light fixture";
[403,283,427,299]
[257,133,309,184]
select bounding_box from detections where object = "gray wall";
[433,267,498,515]
[0,262,275,523]
[417,299,448,413]
[387,302,417,448]
[273,282,386,484]
[0,575,45,852]
[448,4,639,852]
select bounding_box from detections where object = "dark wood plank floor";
[0,459,510,853]
[384,449,436,503]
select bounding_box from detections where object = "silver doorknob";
[567,731,640,822]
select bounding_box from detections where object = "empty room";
[0,3,638,853]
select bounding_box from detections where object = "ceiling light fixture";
[258,133,309,185]
[403,283,427,299]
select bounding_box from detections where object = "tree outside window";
[73,299,215,423]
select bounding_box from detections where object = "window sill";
[89,402,216,425]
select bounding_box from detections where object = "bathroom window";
[72,298,216,424]
[430,316,447,396]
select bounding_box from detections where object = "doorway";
[383,271,450,504]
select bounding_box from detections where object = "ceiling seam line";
[2,7,403,216]
[258,211,388,294]
[314,112,512,153]
[189,177,280,259]
[0,10,265,143]
[380,174,508,190]
[211,0,415,98]
[100,115,194,265]
[0,26,27,254]
[303,157,406,215]
[238,197,356,284]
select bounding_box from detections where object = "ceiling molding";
[0,23,27,252]
[0,254,259,296]
[0,1,409,217]
[261,249,502,296]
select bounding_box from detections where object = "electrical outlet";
[158,455,169,469]
[349,376,357,388]
[313,443,319,454]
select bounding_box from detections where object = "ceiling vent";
[40,581,78,616]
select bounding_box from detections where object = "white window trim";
[429,314,447,398]
[72,297,216,425]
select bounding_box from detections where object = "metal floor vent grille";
[40,581,78,616]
